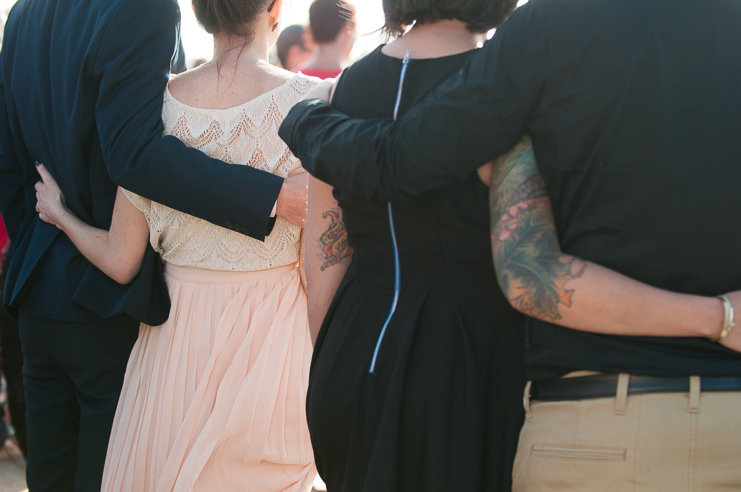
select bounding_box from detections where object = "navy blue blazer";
[0,0,284,325]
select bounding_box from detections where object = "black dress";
[306,47,526,492]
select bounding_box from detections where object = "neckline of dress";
[164,73,302,114]
[376,44,480,63]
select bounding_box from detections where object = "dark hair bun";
[192,0,271,38]
[382,0,518,35]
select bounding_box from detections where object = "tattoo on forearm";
[318,209,354,271]
[490,136,587,321]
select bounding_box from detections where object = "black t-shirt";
[513,0,741,380]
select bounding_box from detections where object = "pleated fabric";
[101,263,316,492]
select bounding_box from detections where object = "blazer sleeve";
[279,5,548,203]
[95,0,282,241]
[0,56,25,243]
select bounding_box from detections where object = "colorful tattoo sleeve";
[318,208,354,271]
[490,136,586,321]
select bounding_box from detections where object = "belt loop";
[615,373,630,416]
[523,381,533,420]
[688,376,701,414]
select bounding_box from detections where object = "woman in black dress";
[305,2,524,490]
[302,1,741,491]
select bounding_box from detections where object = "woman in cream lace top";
[124,80,313,272]
[34,0,319,490]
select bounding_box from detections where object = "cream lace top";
[123,74,319,272]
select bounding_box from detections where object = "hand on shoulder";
[301,71,342,104]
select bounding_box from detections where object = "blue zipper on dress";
[369,50,411,374]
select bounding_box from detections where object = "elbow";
[507,298,522,313]
[109,261,143,285]
[506,297,525,315]
[495,273,521,312]
[111,270,137,285]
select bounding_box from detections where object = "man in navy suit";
[0,0,306,490]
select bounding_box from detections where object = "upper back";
[510,0,741,294]
[125,72,319,272]
[330,48,498,280]
[334,46,475,120]
[168,59,297,110]
[502,0,741,378]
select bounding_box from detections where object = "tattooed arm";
[490,137,741,348]
[305,176,354,344]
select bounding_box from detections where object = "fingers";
[34,163,52,195]
[35,162,52,183]
[328,73,341,103]
[35,186,43,216]
[35,183,44,215]
[304,80,334,103]
[37,210,54,225]
[276,174,309,228]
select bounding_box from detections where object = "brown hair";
[382,0,517,36]
[309,0,356,44]
[192,0,272,40]
[276,24,308,68]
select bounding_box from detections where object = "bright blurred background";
[0,0,528,67]
[178,0,386,67]
[0,0,387,66]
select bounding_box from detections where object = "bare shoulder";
[166,60,310,110]
[167,63,218,108]
[249,62,321,102]
[258,62,322,93]
[259,61,298,85]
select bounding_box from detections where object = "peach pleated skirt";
[101,263,316,492]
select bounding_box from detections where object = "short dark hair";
[192,0,271,39]
[309,0,356,44]
[382,0,517,36]
[276,25,308,68]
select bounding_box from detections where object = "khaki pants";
[513,375,741,492]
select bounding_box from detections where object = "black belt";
[530,374,741,402]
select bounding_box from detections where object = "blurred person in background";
[277,24,313,71]
[295,0,355,79]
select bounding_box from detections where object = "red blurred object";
[295,68,342,80]
[0,216,7,252]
